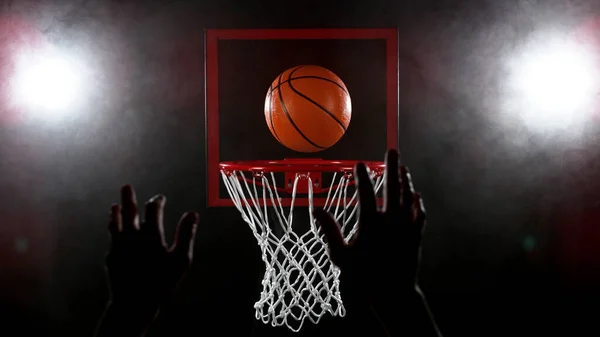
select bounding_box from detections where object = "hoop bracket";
[284,171,323,193]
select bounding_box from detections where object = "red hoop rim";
[219,158,385,174]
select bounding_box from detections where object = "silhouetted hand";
[96,185,198,337]
[315,149,424,302]
[315,149,440,336]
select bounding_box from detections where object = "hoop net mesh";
[220,169,384,332]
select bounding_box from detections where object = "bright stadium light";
[506,35,599,130]
[11,47,89,122]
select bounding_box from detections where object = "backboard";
[205,28,399,207]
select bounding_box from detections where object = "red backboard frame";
[206,28,399,207]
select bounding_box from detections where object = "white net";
[220,169,384,332]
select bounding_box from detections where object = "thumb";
[314,209,347,268]
[171,212,199,262]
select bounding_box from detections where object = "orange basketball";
[264,65,352,153]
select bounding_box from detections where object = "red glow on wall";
[573,15,600,119]
[0,15,48,125]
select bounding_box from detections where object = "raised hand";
[96,185,198,337]
[315,149,440,336]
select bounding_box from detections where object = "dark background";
[0,0,599,336]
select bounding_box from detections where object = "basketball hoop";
[219,158,385,332]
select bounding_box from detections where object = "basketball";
[264,65,352,153]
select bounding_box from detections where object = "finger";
[384,149,400,212]
[314,209,347,267]
[412,192,426,227]
[109,204,122,235]
[143,195,167,247]
[171,212,199,261]
[400,166,415,210]
[120,185,139,232]
[355,162,377,218]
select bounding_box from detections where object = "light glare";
[508,37,599,130]
[12,49,87,120]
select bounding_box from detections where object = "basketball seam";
[266,85,283,145]
[277,68,325,151]
[288,67,348,133]
[269,75,349,95]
